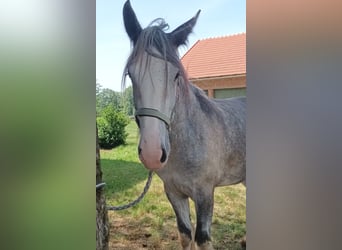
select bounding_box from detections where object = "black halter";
[135,108,170,129]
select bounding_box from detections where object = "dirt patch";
[108,216,245,250]
[108,215,180,250]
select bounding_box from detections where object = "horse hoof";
[195,241,214,250]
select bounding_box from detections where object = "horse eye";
[174,72,180,81]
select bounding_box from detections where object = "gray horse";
[123,1,246,249]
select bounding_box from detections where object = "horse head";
[123,0,200,170]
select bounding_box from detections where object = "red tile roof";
[181,33,246,79]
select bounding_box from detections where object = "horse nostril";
[138,147,142,155]
[160,147,167,163]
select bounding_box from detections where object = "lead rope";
[96,170,154,211]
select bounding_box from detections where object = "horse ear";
[169,10,201,47]
[123,0,142,44]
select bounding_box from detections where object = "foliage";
[96,81,134,117]
[121,86,134,116]
[96,80,102,95]
[96,106,130,149]
[96,88,122,116]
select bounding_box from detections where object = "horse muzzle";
[135,108,171,170]
[138,145,168,170]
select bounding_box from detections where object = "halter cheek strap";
[135,108,170,129]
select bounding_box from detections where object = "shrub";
[97,106,130,149]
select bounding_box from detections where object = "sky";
[96,0,245,92]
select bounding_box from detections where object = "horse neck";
[171,82,207,131]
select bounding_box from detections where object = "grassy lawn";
[100,121,246,249]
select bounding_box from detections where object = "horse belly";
[217,153,245,186]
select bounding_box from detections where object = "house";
[181,33,246,98]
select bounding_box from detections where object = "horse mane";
[122,18,189,91]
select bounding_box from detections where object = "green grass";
[100,120,246,249]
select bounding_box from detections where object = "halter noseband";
[135,108,170,129]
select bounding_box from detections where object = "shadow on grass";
[100,159,149,197]
[212,221,246,250]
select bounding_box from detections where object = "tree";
[96,80,134,116]
[121,86,134,116]
[96,88,122,116]
[96,125,109,250]
[96,80,102,95]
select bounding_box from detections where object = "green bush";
[96,106,130,149]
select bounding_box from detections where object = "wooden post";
[208,89,214,98]
[96,125,109,250]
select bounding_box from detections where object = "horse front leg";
[194,189,214,250]
[165,189,195,250]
